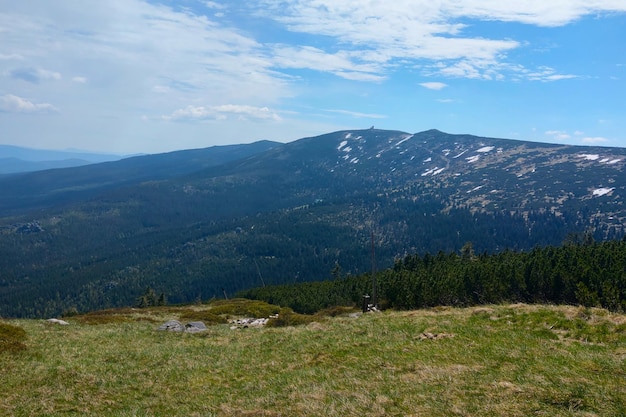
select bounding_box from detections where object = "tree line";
[239,236,626,313]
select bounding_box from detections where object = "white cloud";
[256,1,521,80]
[545,130,571,140]
[325,109,387,119]
[0,0,624,152]
[1,1,289,99]
[254,0,625,81]
[420,82,448,90]
[164,104,281,122]
[582,136,609,144]
[9,67,61,83]
[271,45,386,82]
[545,131,613,145]
[0,53,23,60]
[442,1,626,27]
[204,1,226,9]
[0,94,58,113]
[524,67,578,82]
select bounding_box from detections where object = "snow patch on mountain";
[476,146,495,153]
[466,155,480,163]
[593,187,614,196]
[468,185,484,193]
[579,154,600,161]
[395,134,414,147]
[422,167,445,176]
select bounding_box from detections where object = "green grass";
[1,303,625,416]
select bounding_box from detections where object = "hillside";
[1,129,625,317]
[0,144,126,174]
[1,302,625,416]
[0,140,279,213]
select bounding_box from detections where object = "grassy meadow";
[1,301,625,416]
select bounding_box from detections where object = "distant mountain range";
[1,129,624,317]
[0,145,130,174]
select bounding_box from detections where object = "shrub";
[0,321,27,354]
[179,310,227,325]
[208,298,281,318]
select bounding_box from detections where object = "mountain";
[0,129,624,317]
[0,140,280,214]
[0,145,127,174]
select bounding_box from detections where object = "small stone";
[46,318,70,325]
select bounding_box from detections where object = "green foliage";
[0,321,27,353]
[242,239,626,314]
[207,298,281,318]
[135,287,166,308]
[179,310,227,325]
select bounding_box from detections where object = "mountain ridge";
[1,128,625,317]
[0,144,129,174]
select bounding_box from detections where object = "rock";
[157,320,184,332]
[46,318,69,325]
[158,320,209,333]
[229,317,269,329]
[185,321,207,333]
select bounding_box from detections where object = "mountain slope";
[0,144,125,174]
[0,129,624,317]
[0,140,280,214]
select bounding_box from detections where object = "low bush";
[0,321,27,354]
[179,310,227,325]
[208,298,281,318]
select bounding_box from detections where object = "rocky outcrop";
[157,320,208,333]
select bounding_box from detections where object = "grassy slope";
[1,303,625,416]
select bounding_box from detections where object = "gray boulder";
[157,320,184,332]
[185,321,207,333]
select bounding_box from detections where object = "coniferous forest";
[239,236,626,314]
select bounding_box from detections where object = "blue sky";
[1,1,625,154]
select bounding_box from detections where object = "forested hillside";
[240,237,626,314]
[1,129,625,318]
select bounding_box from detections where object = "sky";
[1,1,625,154]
